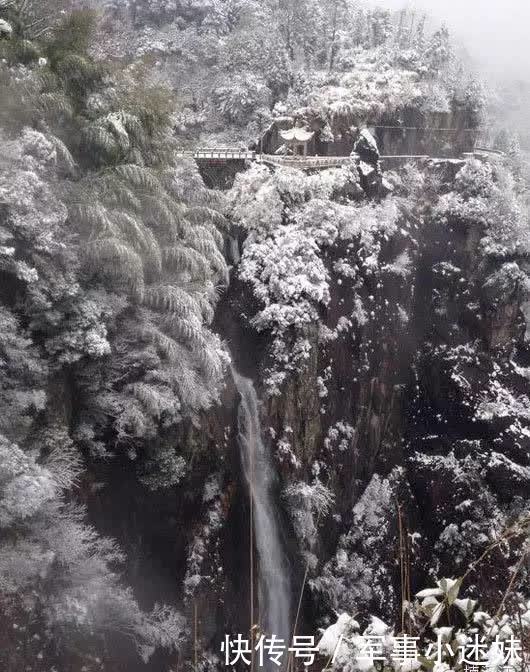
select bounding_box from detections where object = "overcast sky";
[372,0,530,80]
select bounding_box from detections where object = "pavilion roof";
[279,127,315,142]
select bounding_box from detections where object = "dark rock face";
[209,157,529,634]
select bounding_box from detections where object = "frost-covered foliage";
[73,155,230,457]
[318,579,530,672]
[0,0,72,42]
[183,474,225,600]
[0,130,112,365]
[0,8,229,469]
[0,434,185,660]
[408,447,509,575]
[283,479,335,568]
[230,163,400,393]
[0,305,47,440]
[324,422,355,453]
[311,470,403,618]
[433,159,530,254]
[216,74,271,124]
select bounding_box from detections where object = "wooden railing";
[175,147,504,169]
[258,154,356,169]
[176,148,256,160]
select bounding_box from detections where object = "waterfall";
[232,368,292,645]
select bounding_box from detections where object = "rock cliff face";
[202,154,530,647]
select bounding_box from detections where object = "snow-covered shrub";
[183,475,224,600]
[434,159,530,254]
[240,223,330,331]
[324,422,355,453]
[283,480,335,568]
[381,250,413,278]
[276,428,301,468]
[317,583,529,672]
[139,446,187,490]
[0,132,117,368]
[409,449,506,573]
[311,470,404,618]
[215,74,272,124]
[0,305,47,441]
[0,18,13,37]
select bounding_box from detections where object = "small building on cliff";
[257,109,479,158]
[258,115,353,157]
[278,126,315,156]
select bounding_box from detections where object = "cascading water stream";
[232,368,292,647]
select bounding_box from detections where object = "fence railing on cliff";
[258,154,357,169]
[175,146,504,171]
[176,148,256,160]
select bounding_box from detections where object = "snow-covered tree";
[0,433,186,661]
[424,25,452,77]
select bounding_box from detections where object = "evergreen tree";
[424,25,452,77]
